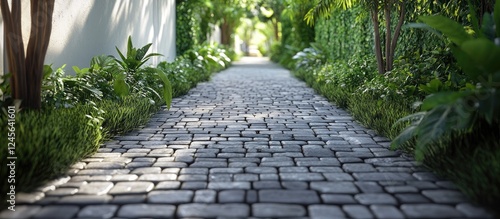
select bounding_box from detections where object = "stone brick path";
[1,57,494,218]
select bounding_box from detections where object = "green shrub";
[0,104,102,209]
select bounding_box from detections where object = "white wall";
[1,0,176,75]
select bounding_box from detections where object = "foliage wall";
[314,1,477,62]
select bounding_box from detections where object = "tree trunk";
[384,3,391,72]
[220,19,231,46]
[388,2,406,72]
[272,18,280,41]
[1,0,55,110]
[371,8,384,74]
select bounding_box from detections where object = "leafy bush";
[392,5,500,159]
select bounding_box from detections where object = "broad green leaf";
[421,91,464,111]
[113,73,130,97]
[476,89,500,124]
[460,39,500,74]
[391,125,417,150]
[419,15,471,46]
[404,23,444,39]
[450,45,483,82]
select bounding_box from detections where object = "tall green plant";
[115,36,163,73]
[392,0,500,160]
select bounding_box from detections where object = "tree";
[305,0,406,74]
[1,0,55,110]
[256,0,284,41]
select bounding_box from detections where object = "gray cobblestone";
[33,205,79,219]
[177,203,249,217]
[77,205,117,219]
[252,203,306,217]
[309,205,346,219]
[259,190,320,204]
[117,204,175,218]
[401,204,464,218]
[148,190,193,203]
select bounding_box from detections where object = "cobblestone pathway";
[1,57,494,218]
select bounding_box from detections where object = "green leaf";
[113,73,130,97]
[419,15,471,46]
[391,125,417,150]
[476,89,500,124]
[450,45,483,82]
[421,91,464,111]
[460,38,500,74]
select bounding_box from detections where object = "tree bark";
[388,1,405,72]
[1,0,55,110]
[384,3,391,72]
[371,8,384,74]
[220,19,232,46]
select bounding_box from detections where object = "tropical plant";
[391,0,500,160]
[1,0,55,110]
[115,36,163,73]
[305,0,406,74]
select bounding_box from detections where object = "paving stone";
[253,181,282,189]
[281,181,309,190]
[108,182,154,195]
[395,194,431,203]
[111,195,147,204]
[77,205,118,219]
[343,205,375,219]
[252,204,306,217]
[59,195,112,204]
[355,193,398,205]
[309,205,346,219]
[131,167,161,174]
[219,190,246,203]
[456,203,495,218]
[385,185,419,193]
[45,188,78,197]
[401,204,464,218]
[208,182,251,190]
[33,205,79,219]
[181,181,208,189]
[155,181,181,189]
[323,173,354,181]
[311,182,358,193]
[148,190,194,203]
[0,205,41,219]
[117,204,175,218]
[370,205,405,219]
[343,163,376,172]
[304,148,334,157]
[78,182,113,195]
[137,174,177,181]
[177,204,249,217]
[280,173,324,181]
[422,190,468,204]
[354,182,384,193]
[16,192,45,204]
[259,190,320,204]
[194,190,217,203]
[321,194,357,204]
[353,172,415,181]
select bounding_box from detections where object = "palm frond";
[304,0,358,26]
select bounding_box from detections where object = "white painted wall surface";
[1,0,176,75]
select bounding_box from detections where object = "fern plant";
[392,0,500,160]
